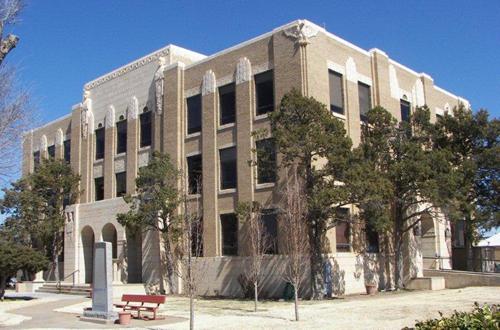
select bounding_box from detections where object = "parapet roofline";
[83,44,206,90]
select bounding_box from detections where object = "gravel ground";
[51,286,500,330]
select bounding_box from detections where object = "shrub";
[404,302,499,330]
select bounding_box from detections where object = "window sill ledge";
[218,122,235,131]
[332,112,347,120]
[218,188,236,195]
[186,132,201,140]
[254,113,270,121]
[255,182,275,190]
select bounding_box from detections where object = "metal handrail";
[56,269,80,291]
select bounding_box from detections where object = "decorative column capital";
[128,96,139,120]
[105,105,116,128]
[236,57,252,85]
[202,70,216,96]
[40,135,47,151]
[283,20,319,46]
[55,128,64,146]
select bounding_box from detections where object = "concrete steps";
[36,283,91,296]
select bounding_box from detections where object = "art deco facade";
[22,20,464,296]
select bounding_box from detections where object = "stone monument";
[81,241,118,324]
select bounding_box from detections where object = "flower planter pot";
[118,312,132,325]
[365,284,377,295]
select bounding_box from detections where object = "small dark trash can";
[283,282,295,300]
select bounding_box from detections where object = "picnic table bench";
[114,294,166,320]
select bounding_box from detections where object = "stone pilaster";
[55,128,64,160]
[104,106,116,199]
[70,104,83,203]
[164,63,185,169]
[201,70,219,257]
[22,130,33,175]
[126,97,139,195]
[370,49,400,119]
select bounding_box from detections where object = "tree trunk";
[52,236,59,283]
[0,275,6,301]
[162,236,175,294]
[189,291,194,330]
[254,281,258,312]
[394,201,404,290]
[309,222,324,299]
[463,214,474,271]
[294,285,299,321]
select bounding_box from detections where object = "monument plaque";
[81,241,118,324]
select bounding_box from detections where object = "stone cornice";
[84,47,171,90]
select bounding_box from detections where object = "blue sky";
[5,0,499,126]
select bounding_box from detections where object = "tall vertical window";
[95,177,104,201]
[256,138,277,184]
[400,99,411,122]
[116,119,127,154]
[47,145,55,159]
[255,70,274,115]
[33,151,40,169]
[358,82,371,121]
[95,127,105,160]
[187,94,202,134]
[261,209,278,254]
[220,213,238,256]
[115,172,126,197]
[366,222,379,253]
[335,208,351,252]
[139,109,152,147]
[219,83,236,125]
[329,70,344,115]
[219,146,237,190]
[187,154,202,194]
[63,140,71,163]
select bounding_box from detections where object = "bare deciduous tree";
[236,201,271,312]
[0,0,23,65]
[280,167,310,321]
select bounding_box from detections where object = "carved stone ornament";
[81,90,92,139]
[65,212,74,237]
[155,57,167,115]
[40,135,47,151]
[236,57,252,85]
[283,20,319,46]
[55,128,64,146]
[105,105,116,128]
[413,79,425,107]
[345,57,357,83]
[128,96,139,120]
[202,70,216,96]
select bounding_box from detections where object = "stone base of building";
[406,276,446,290]
[81,310,118,324]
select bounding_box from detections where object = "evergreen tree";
[434,106,499,268]
[117,151,181,293]
[269,89,353,299]
[352,106,456,288]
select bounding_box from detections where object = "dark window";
[187,154,202,194]
[191,217,203,257]
[400,99,411,122]
[116,119,127,154]
[187,94,202,134]
[139,110,152,147]
[262,209,278,254]
[95,127,105,160]
[63,140,71,163]
[329,70,344,115]
[255,70,274,115]
[115,172,126,197]
[256,139,277,184]
[219,83,236,125]
[336,208,350,252]
[33,151,40,169]
[358,82,371,122]
[95,177,104,201]
[47,145,55,159]
[366,222,379,253]
[219,146,237,190]
[221,213,238,256]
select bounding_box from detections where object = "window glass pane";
[221,213,238,256]
[95,177,104,201]
[95,128,105,160]
[47,145,55,159]
[219,146,237,190]
[116,120,127,154]
[115,172,126,197]
[329,71,344,115]
[140,111,152,147]
[219,83,236,125]
[400,100,411,122]
[255,70,274,115]
[335,208,350,252]
[63,140,71,163]
[358,82,371,121]
[187,154,202,194]
[256,139,276,184]
[366,222,379,253]
[187,94,202,134]
[261,210,278,254]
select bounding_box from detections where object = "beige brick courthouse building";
[22,20,468,296]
